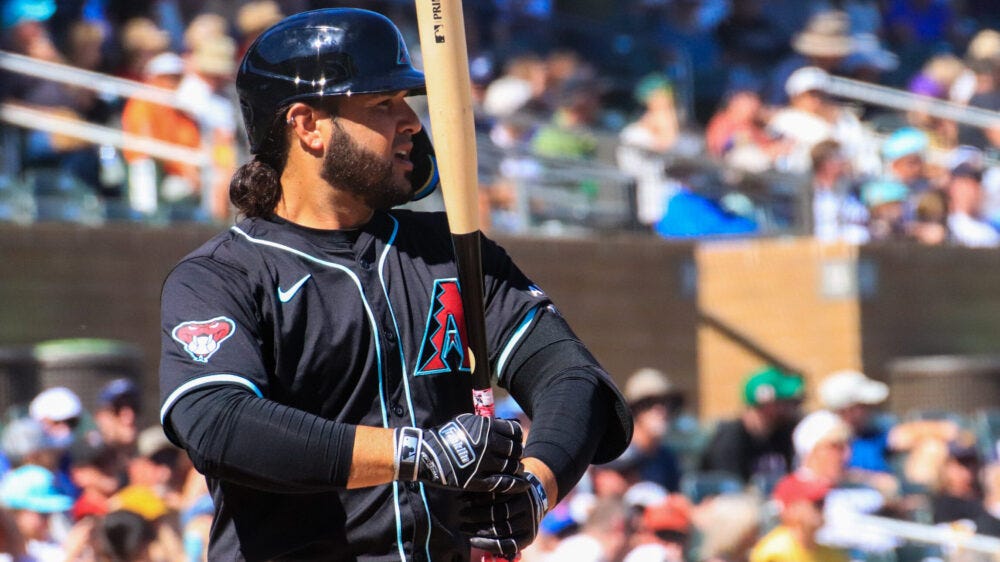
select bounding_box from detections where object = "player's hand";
[460,471,548,557]
[394,414,527,492]
[409,127,439,201]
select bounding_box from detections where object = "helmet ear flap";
[409,127,439,202]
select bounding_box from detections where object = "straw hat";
[121,17,169,53]
[792,10,854,58]
[193,35,236,77]
[967,29,1000,62]
[184,13,228,52]
[237,0,283,38]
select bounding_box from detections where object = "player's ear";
[286,103,325,153]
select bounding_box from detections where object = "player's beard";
[320,120,412,211]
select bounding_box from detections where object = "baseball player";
[158,8,632,562]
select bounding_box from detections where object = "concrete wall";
[3,223,1000,426]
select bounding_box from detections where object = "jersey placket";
[356,229,433,561]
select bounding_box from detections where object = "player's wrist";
[393,427,423,482]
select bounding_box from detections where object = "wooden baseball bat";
[413,0,494,418]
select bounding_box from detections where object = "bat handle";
[472,387,495,418]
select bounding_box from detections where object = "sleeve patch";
[171,317,237,363]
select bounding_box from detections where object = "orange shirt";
[121,98,201,178]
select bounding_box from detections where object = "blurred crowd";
[4,367,1000,561]
[2,0,1000,242]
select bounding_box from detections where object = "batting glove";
[394,413,527,492]
[461,471,548,557]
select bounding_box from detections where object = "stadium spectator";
[766,10,855,106]
[620,368,685,492]
[861,178,910,241]
[127,426,185,511]
[92,378,141,459]
[768,66,877,175]
[623,494,692,562]
[29,387,82,450]
[547,497,631,562]
[0,464,72,562]
[175,32,238,221]
[959,30,1000,149]
[792,410,899,556]
[67,442,120,522]
[116,17,170,81]
[120,52,202,218]
[482,54,548,120]
[947,162,1000,247]
[693,492,763,562]
[617,74,682,228]
[882,126,933,194]
[809,139,869,243]
[234,0,284,60]
[749,472,847,562]
[701,366,804,483]
[930,441,985,525]
[1,418,61,476]
[974,462,1000,537]
[530,78,603,160]
[705,86,788,173]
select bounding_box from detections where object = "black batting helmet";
[236,8,426,154]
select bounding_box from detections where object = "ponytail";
[230,107,292,218]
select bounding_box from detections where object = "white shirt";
[948,212,1000,247]
[813,189,870,244]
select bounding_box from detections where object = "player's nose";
[397,99,421,135]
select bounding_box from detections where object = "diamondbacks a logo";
[171,317,235,363]
[414,279,471,377]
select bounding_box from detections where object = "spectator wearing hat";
[0,464,73,562]
[1,418,61,475]
[127,426,185,511]
[619,368,684,493]
[882,127,932,194]
[623,494,691,562]
[117,17,170,81]
[701,366,804,483]
[861,179,910,241]
[767,66,878,175]
[29,387,82,451]
[749,473,847,562]
[120,52,203,217]
[175,29,239,222]
[792,410,898,556]
[617,74,682,228]
[693,492,763,562]
[947,162,1000,247]
[235,0,284,60]
[930,440,985,525]
[92,378,141,458]
[766,10,855,107]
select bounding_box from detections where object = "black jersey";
[159,210,549,561]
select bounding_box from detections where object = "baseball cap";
[98,378,140,410]
[143,52,185,78]
[137,426,175,459]
[29,386,82,422]
[742,367,804,406]
[1,0,54,29]
[109,485,168,521]
[1,418,57,462]
[951,162,984,183]
[861,179,909,207]
[819,370,889,410]
[785,66,830,98]
[792,410,852,460]
[624,368,675,405]
[772,472,830,507]
[882,127,929,161]
[642,494,692,535]
[0,465,73,513]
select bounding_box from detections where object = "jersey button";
[358,259,372,270]
[392,404,405,416]
[383,329,396,342]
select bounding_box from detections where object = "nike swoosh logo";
[277,274,312,303]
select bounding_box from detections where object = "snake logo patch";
[171,317,236,363]
[414,279,471,377]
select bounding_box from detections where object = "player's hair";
[230,106,292,218]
